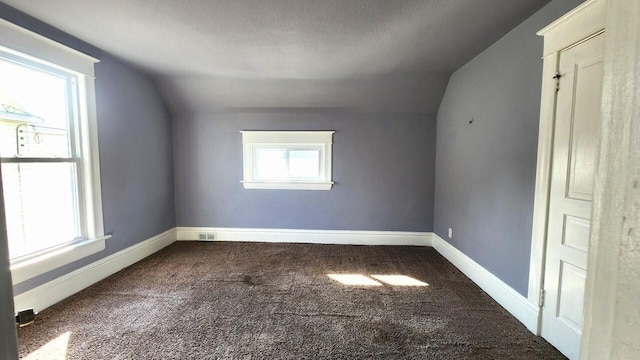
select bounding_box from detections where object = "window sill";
[242,181,334,190]
[10,235,110,285]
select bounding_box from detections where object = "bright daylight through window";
[241,131,334,190]
[0,57,79,259]
[0,19,106,284]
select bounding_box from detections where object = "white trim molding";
[0,19,98,77]
[10,235,110,285]
[241,181,333,191]
[240,131,334,191]
[12,225,543,338]
[177,227,432,247]
[432,234,540,333]
[13,228,177,313]
[1,18,105,286]
[537,0,607,57]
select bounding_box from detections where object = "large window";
[241,131,334,190]
[0,19,106,284]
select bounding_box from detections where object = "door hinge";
[553,72,562,92]
[539,289,546,307]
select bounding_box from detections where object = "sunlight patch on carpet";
[327,274,383,286]
[327,273,429,287]
[371,275,429,286]
[24,331,71,360]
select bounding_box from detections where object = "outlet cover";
[448,228,453,238]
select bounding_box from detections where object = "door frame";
[581,0,640,357]
[528,0,607,335]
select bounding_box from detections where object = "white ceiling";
[2,0,551,114]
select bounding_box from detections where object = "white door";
[541,32,604,360]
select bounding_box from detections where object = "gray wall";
[174,112,436,232]
[433,0,584,296]
[0,5,177,296]
[0,166,18,359]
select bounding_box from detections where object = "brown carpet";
[17,242,565,359]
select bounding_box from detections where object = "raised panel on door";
[562,215,590,252]
[557,262,587,330]
[541,32,604,360]
[567,56,603,201]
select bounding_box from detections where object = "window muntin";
[241,131,334,190]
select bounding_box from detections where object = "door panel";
[567,57,603,201]
[541,32,604,360]
[562,215,590,252]
[558,262,587,330]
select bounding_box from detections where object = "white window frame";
[0,19,108,285]
[240,131,334,190]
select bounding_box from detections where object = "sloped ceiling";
[2,0,551,114]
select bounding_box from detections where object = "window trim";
[0,19,108,285]
[240,131,335,190]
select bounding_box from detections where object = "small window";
[241,131,334,190]
[0,19,106,284]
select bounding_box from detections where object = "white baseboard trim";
[177,227,433,247]
[13,228,177,313]
[431,234,540,333]
[12,226,538,334]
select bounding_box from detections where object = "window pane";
[0,58,71,158]
[2,162,80,259]
[289,150,320,178]
[255,149,287,180]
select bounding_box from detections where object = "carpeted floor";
[17,242,565,359]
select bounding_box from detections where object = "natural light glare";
[327,274,429,287]
[327,274,383,286]
[24,331,71,360]
[256,148,288,180]
[0,58,70,159]
[0,57,80,260]
[371,275,429,286]
[289,150,320,177]
[2,163,79,259]
[255,148,322,181]
[0,59,68,129]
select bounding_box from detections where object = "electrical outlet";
[448,228,453,239]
